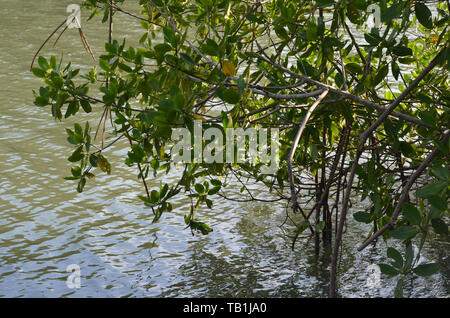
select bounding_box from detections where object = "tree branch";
[287,89,329,222]
[357,130,450,251]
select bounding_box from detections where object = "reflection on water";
[0,0,448,297]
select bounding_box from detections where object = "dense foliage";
[31,0,449,297]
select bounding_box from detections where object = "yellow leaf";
[430,35,439,43]
[222,61,236,77]
[193,114,207,122]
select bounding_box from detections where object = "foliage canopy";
[32,0,449,297]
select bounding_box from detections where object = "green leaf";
[70,166,82,178]
[416,181,446,198]
[138,195,156,206]
[37,56,50,70]
[118,63,132,73]
[35,96,49,107]
[392,46,413,57]
[353,211,371,223]
[154,43,172,55]
[68,146,84,162]
[77,177,86,193]
[315,221,325,233]
[197,222,213,235]
[345,63,363,75]
[74,123,83,136]
[218,87,241,104]
[391,61,400,80]
[390,226,418,240]
[364,32,381,46]
[415,2,433,29]
[65,101,78,118]
[80,100,92,113]
[384,119,397,135]
[379,263,399,278]
[382,3,404,23]
[150,190,159,203]
[404,243,414,270]
[160,184,169,199]
[431,218,448,235]
[163,26,176,46]
[418,111,435,127]
[89,154,98,167]
[179,53,196,66]
[399,141,415,157]
[373,64,389,87]
[387,247,404,269]
[294,220,311,235]
[201,43,219,57]
[99,58,110,72]
[237,77,246,96]
[315,0,334,8]
[394,277,404,298]
[431,166,449,181]
[208,186,221,195]
[306,22,318,41]
[64,176,80,181]
[105,42,117,54]
[402,203,421,225]
[412,263,440,277]
[32,68,46,78]
[427,195,447,212]
[194,183,205,194]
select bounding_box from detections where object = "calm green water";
[0,0,448,297]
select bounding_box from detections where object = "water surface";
[0,0,448,297]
